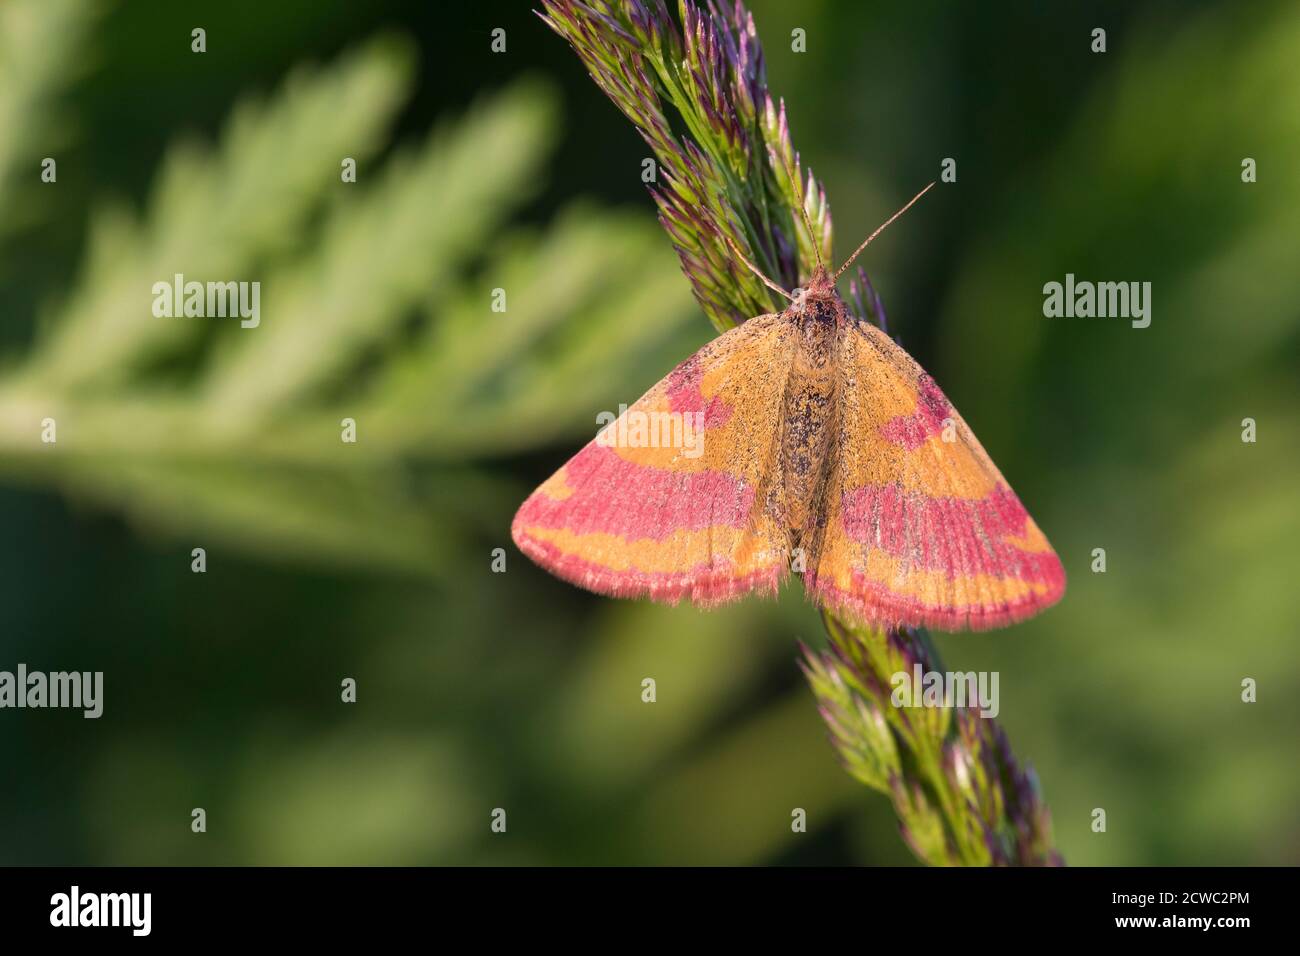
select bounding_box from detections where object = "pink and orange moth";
[512,184,1065,631]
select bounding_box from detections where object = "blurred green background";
[1,0,1296,865]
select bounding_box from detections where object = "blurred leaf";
[26,35,417,390]
[0,0,91,239]
[0,41,696,578]
[201,82,559,422]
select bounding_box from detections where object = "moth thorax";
[794,306,837,372]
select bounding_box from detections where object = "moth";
[512,184,1065,631]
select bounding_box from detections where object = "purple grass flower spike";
[539,0,831,329]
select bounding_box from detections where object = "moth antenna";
[721,231,794,301]
[779,150,826,272]
[833,182,935,280]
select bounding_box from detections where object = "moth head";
[792,266,838,311]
